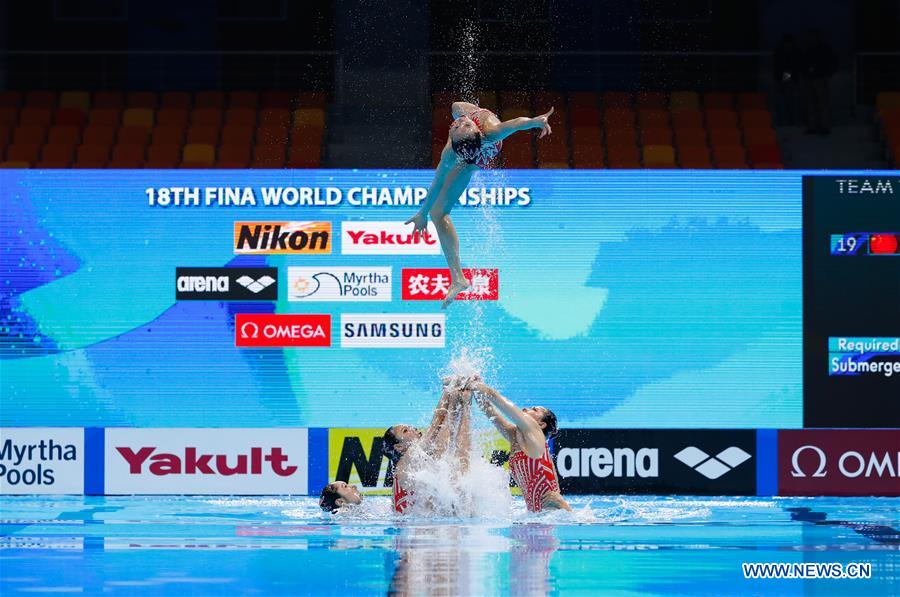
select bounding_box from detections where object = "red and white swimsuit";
[392,473,411,514]
[453,108,502,169]
[509,443,561,512]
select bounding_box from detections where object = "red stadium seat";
[638,109,669,128]
[641,127,673,146]
[571,145,604,168]
[13,125,47,146]
[737,92,767,110]
[569,91,599,110]
[602,92,633,109]
[606,144,641,168]
[740,109,772,129]
[604,109,636,128]
[643,144,676,168]
[151,124,185,146]
[229,91,259,109]
[186,125,220,145]
[6,143,41,163]
[20,107,52,126]
[713,145,748,168]
[195,91,226,108]
[672,109,703,129]
[47,125,81,146]
[161,91,192,109]
[110,144,146,168]
[287,145,322,168]
[605,126,638,147]
[674,127,708,148]
[571,107,602,127]
[260,108,291,129]
[297,91,327,108]
[703,92,734,110]
[678,145,712,168]
[89,108,121,126]
[219,144,252,167]
[261,91,293,109]
[706,109,738,128]
[117,125,150,145]
[157,108,189,127]
[221,124,254,146]
[93,91,124,110]
[37,143,74,168]
[256,125,289,146]
[0,91,22,109]
[145,144,180,168]
[191,108,223,126]
[82,125,117,146]
[500,91,532,111]
[54,107,87,127]
[636,91,668,109]
[127,91,158,109]
[0,107,17,126]
[743,127,777,147]
[74,144,110,168]
[709,127,743,146]
[25,91,57,109]
[747,144,782,166]
[571,127,602,147]
[225,107,257,126]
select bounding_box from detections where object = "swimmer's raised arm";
[483,107,554,144]
[420,385,454,445]
[451,101,480,118]
[475,394,517,442]
[473,382,546,458]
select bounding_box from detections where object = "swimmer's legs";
[429,212,470,308]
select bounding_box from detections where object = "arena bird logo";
[673,446,752,480]
[288,267,392,302]
[175,267,278,301]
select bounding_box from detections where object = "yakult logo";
[236,314,331,347]
[779,430,900,496]
[105,429,309,495]
[341,222,441,255]
[116,446,297,476]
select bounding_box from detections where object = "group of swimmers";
[320,376,570,515]
[321,100,564,514]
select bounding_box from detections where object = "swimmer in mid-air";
[406,101,555,307]
[472,380,571,512]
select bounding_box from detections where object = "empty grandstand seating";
[0,89,327,168]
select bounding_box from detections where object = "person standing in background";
[773,33,803,126]
[803,28,838,135]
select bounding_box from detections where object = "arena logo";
[175,267,278,301]
[288,267,392,302]
[234,221,331,254]
[115,446,297,476]
[0,428,84,494]
[557,447,658,478]
[235,314,331,347]
[341,314,445,348]
[778,430,899,496]
[401,268,499,301]
[341,221,441,255]
[104,429,309,495]
[554,430,757,495]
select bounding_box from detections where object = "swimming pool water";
[1,496,897,595]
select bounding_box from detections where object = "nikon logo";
[234,222,332,254]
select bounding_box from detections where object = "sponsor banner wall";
[401,268,499,301]
[553,429,757,495]
[778,429,899,496]
[341,221,441,255]
[0,428,84,494]
[340,314,446,348]
[288,267,392,302]
[104,428,308,494]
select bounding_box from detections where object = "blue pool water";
[1,496,897,595]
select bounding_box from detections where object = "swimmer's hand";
[534,107,554,138]
[405,212,428,234]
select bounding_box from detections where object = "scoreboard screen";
[803,176,900,427]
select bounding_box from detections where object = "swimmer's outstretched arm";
[475,395,517,442]
[483,107,554,144]
[473,383,546,458]
[420,386,454,446]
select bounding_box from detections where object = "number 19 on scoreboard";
[830,233,899,256]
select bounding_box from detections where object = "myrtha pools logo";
[288,267,391,302]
